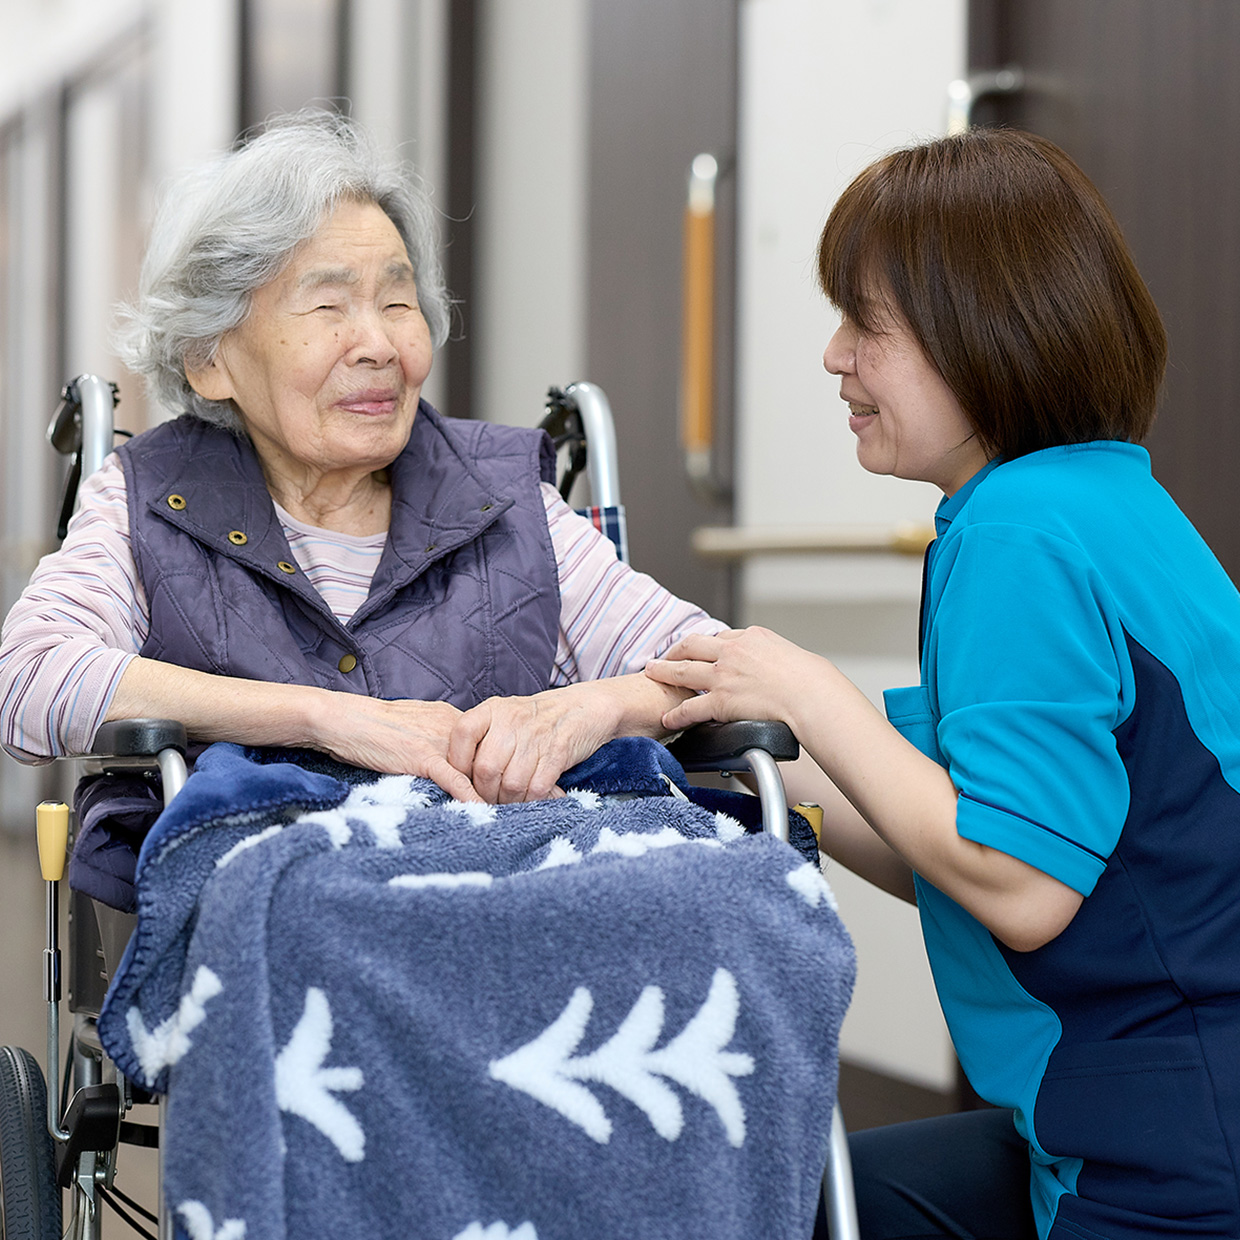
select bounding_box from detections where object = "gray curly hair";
[115,109,450,431]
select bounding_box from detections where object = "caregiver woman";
[647,128,1240,1240]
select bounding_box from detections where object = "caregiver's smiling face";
[823,303,988,497]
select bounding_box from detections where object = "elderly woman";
[0,111,717,809]
[648,129,1240,1239]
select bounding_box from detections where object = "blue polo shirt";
[883,442,1240,1240]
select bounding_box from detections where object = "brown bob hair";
[817,128,1167,460]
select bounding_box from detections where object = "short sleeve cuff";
[955,793,1106,896]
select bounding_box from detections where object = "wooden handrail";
[691,523,935,559]
[681,153,721,499]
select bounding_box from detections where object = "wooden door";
[970,0,1240,579]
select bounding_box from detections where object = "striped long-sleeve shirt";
[0,456,723,762]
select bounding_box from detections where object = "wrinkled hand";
[317,696,481,801]
[448,683,618,803]
[644,626,825,731]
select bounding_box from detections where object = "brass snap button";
[228,530,248,545]
[480,503,493,512]
[167,494,186,510]
[338,653,357,673]
[276,561,297,574]
[424,543,437,554]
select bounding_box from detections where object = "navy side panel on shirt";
[1006,636,1240,1239]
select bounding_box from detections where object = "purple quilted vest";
[117,402,561,706]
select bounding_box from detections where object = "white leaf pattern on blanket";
[445,800,500,827]
[215,824,285,869]
[539,812,738,872]
[786,861,838,911]
[592,826,721,857]
[177,1200,246,1239]
[536,836,583,869]
[453,1220,535,1240]
[127,966,223,1084]
[452,1224,538,1240]
[489,967,753,1146]
[274,987,365,1162]
[388,872,494,890]
[298,776,431,848]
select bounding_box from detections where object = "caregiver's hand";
[644,627,829,731]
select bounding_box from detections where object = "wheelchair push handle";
[48,374,121,541]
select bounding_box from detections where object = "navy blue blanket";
[99,739,854,1240]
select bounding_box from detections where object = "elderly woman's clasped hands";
[446,682,624,803]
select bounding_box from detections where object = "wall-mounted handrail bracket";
[946,66,1025,135]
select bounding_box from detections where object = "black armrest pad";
[92,719,187,758]
[668,720,799,770]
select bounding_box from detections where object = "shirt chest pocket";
[883,683,944,766]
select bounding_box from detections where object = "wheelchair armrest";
[667,720,799,771]
[91,718,187,758]
[90,719,190,805]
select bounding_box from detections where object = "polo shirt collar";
[934,457,1001,536]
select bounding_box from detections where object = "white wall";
[0,0,144,118]
[474,0,588,427]
[149,0,240,177]
[737,0,965,532]
[737,0,967,1090]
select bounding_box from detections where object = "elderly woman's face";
[188,199,432,487]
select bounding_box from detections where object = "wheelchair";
[0,375,858,1240]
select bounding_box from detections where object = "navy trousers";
[816,1108,1038,1240]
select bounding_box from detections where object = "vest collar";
[144,403,515,626]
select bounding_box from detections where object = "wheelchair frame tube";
[564,381,620,510]
[77,375,116,481]
[741,750,860,1240]
[824,1101,860,1240]
[158,747,189,802]
[743,748,790,843]
[44,881,71,1143]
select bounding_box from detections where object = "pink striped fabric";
[0,457,722,761]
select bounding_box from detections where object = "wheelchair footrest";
[55,1082,122,1187]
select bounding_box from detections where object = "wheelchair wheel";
[0,1046,62,1240]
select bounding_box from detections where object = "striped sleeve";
[0,473,723,760]
[542,483,724,685]
[0,456,147,762]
